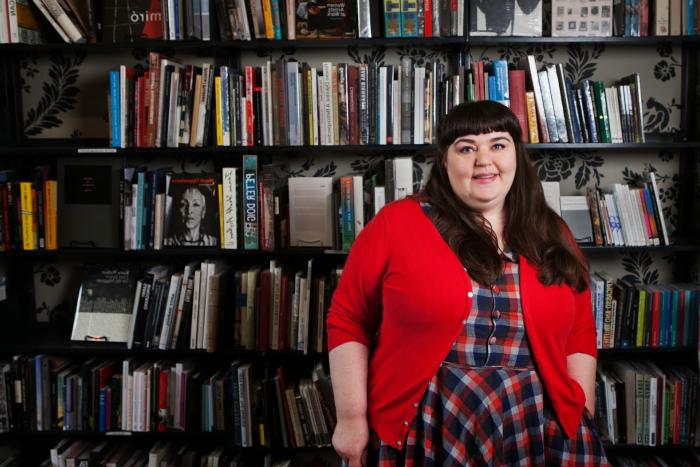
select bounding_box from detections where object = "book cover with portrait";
[295,0,357,39]
[164,174,220,248]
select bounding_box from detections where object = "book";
[560,195,595,243]
[294,0,356,39]
[551,0,613,36]
[163,173,220,247]
[288,177,334,248]
[469,0,542,36]
[57,157,122,249]
[70,265,136,343]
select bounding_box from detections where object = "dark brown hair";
[420,101,589,291]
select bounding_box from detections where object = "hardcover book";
[551,0,612,37]
[295,0,356,39]
[163,174,220,247]
[469,0,542,36]
[70,265,136,343]
[57,157,122,249]
[102,0,163,43]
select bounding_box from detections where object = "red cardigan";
[326,198,597,448]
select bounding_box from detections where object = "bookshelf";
[0,2,698,466]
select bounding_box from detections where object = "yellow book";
[636,288,647,347]
[218,183,224,248]
[261,0,274,39]
[215,75,223,146]
[19,182,34,250]
[525,91,539,144]
[45,180,57,250]
[307,67,314,144]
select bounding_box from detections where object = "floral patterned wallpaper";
[17,41,699,322]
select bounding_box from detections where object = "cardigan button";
[467,291,473,298]
[493,310,501,319]
[413,402,419,408]
[492,286,500,294]
[489,336,497,344]
[462,319,467,325]
[397,440,402,446]
[403,421,409,426]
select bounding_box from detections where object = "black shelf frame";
[0,35,699,54]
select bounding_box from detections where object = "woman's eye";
[459,146,474,153]
[492,143,506,150]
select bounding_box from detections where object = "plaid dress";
[374,233,609,465]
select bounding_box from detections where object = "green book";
[593,81,612,143]
[242,155,259,250]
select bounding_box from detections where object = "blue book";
[109,70,120,147]
[270,0,282,39]
[492,60,509,106]
[488,75,498,101]
[34,355,43,430]
[400,0,418,37]
[688,0,696,35]
[98,386,108,432]
[384,0,402,37]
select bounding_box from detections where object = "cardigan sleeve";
[559,220,598,358]
[326,207,390,351]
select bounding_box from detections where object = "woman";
[326,101,608,465]
[164,185,218,247]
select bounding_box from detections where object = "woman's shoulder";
[374,197,422,222]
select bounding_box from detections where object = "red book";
[258,270,271,350]
[650,289,661,347]
[424,0,433,37]
[245,66,255,146]
[508,70,528,142]
[347,65,359,145]
[279,275,289,350]
[636,188,654,243]
[158,369,169,432]
[475,61,484,101]
[146,52,161,147]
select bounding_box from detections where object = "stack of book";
[1,356,335,448]
[69,260,338,354]
[0,167,57,252]
[108,55,470,148]
[589,273,700,349]
[470,56,645,144]
[541,172,669,247]
[596,362,698,446]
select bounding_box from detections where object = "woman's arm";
[567,352,597,415]
[330,342,370,467]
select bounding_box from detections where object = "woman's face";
[444,131,517,215]
[180,188,206,230]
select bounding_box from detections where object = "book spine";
[340,177,354,251]
[593,81,612,143]
[243,155,258,250]
[19,182,33,250]
[40,0,85,42]
[384,0,401,37]
[401,0,418,36]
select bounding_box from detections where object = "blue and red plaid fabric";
[374,235,609,466]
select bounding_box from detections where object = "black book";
[144,277,167,349]
[58,157,123,249]
[102,0,164,43]
[253,67,264,146]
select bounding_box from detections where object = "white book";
[414,67,426,144]
[379,67,388,145]
[540,181,561,215]
[317,67,327,145]
[189,267,202,349]
[311,67,319,145]
[0,1,8,43]
[201,0,210,40]
[357,0,372,37]
[197,261,213,348]
[393,157,413,201]
[392,71,400,145]
[264,61,273,145]
[546,64,568,143]
[628,186,649,246]
[158,273,182,350]
[352,176,364,237]
[559,196,593,243]
[234,0,251,40]
[167,0,176,40]
[221,167,238,249]
[39,0,85,42]
[167,67,182,148]
[121,358,132,430]
[373,186,386,215]
[171,261,197,349]
[654,0,670,35]
[648,172,670,245]
[288,177,334,247]
[322,62,334,145]
[604,193,623,246]
[613,185,633,246]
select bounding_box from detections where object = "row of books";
[108,55,464,149]
[542,173,670,247]
[41,438,295,467]
[589,274,700,349]
[69,260,339,354]
[512,57,645,144]
[0,355,336,447]
[595,362,698,446]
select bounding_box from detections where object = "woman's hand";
[332,415,369,467]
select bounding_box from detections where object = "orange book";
[525,92,539,144]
